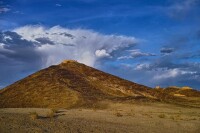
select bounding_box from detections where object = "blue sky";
[0,0,200,89]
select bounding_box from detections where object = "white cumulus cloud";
[153,68,197,80]
[56,4,62,7]
[95,49,110,58]
[13,25,137,67]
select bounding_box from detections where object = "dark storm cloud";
[35,37,55,45]
[117,49,156,60]
[160,48,174,54]
[0,31,35,49]
[0,31,44,62]
[0,31,44,88]
[62,43,76,46]
[51,32,74,39]
[59,33,74,38]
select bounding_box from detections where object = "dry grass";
[1,104,200,133]
[127,109,135,116]
[114,112,123,117]
[158,114,166,118]
[29,112,38,120]
[141,112,152,118]
[89,102,109,110]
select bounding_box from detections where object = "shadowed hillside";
[0,60,200,108]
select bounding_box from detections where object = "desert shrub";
[114,112,123,117]
[158,114,166,118]
[92,108,97,112]
[170,116,175,120]
[127,112,135,116]
[51,108,58,113]
[192,118,197,120]
[170,114,183,120]
[29,112,38,120]
[46,109,56,118]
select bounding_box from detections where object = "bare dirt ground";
[0,102,200,133]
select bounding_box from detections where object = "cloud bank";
[0,25,137,87]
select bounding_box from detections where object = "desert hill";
[0,60,200,108]
[0,60,153,108]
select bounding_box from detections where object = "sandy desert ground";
[0,102,200,133]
